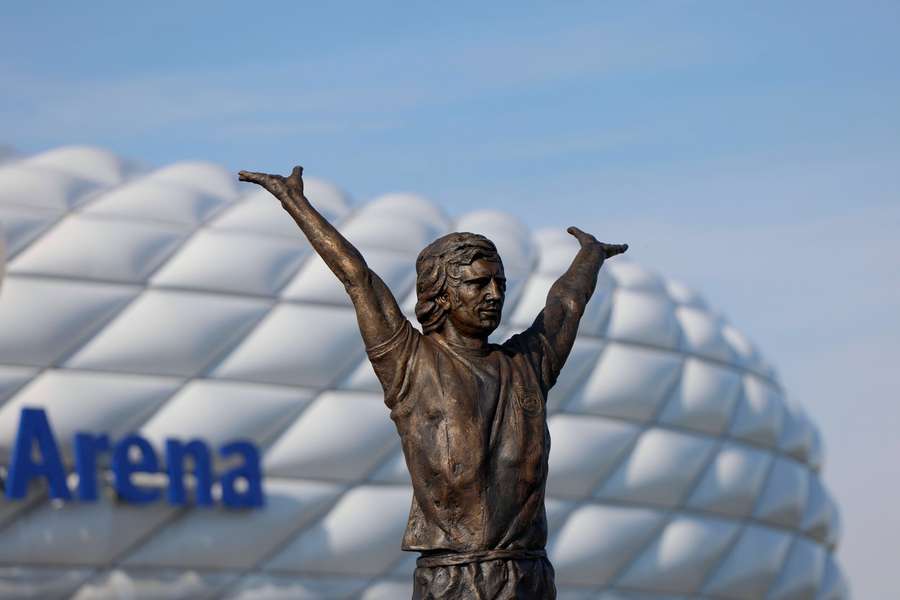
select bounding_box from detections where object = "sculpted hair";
[415,232,502,334]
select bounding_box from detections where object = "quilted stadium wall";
[0,147,847,599]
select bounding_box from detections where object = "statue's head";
[415,232,506,337]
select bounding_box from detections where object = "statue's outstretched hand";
[238,165,304,202]
[567,226,628,259]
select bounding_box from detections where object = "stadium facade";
[0,147,847,599]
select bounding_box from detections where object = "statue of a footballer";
[239,166,627,599]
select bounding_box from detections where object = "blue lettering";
[165,439,213,506]
[3,408,264,508]
[111,435,160,504]
[73,433,110,501]
[220,441,264,508]
[5,407,70,500]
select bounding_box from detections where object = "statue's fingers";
[238,170,267,184]
[603,243,629,257]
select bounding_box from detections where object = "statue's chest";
[435,355,547,473]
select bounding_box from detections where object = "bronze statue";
[239,166,627,600]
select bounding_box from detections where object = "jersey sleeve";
[365,318,420,409]
[502,325,563,393]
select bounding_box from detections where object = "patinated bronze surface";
[239,166,627,600]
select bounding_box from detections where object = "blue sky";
[3,1,899,595]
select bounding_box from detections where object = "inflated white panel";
[360,193,449,232]
[824,496,841,549]
[0,164,100,210]
[0,277,137,366]
[778,398,814,463]
[665,279,708,309]
[388,553,418,577]
[0,493,40,531]
[0,365,38,404]
[701,524,793,599]
[817,554,849,600]
[152,229,307,296]
[556,590,598,600]
[67,289,271,377]
[360,578,415,600]
[25,146,131,186]
[686,442,773,517]
[264,485,412,575]
[534,229,579,275]
[0,221,4,292]
[754,458,809,528]
[0,499,177,566]
[617,515,740,594]
[579,277,617,337]
[568,343,682,422]
[0,370,180,459]
[302,177,353,214]
[264,391,398,480]
[549,504,665,585]
[0,567,92,600]
[140,380,315,454]
[721,324,765,375]
[142,162,238,201]
[545,497,577,533]
[807,426,824,472]
[213,304,363,387]
[546,338,605,413]
[0,204,58,256]
[768,537,825,600]
[339,357,383,393]
[72,569,231,600]
[220,178,350,236]
[676,306,734,363]
[124,479,343,569]
[658,358,741,435]
[597,429,715,507]
[508,273,555,327]
[12,215,186,283]
[84,180,228,226]
[606,289,681,348]
[604,260,667,294]
[546,415,641,498]
[0,146,846,599]
[801,476,832,542]
[212,191,319,239]
[369,449,412,485]
[224,575,368,600]
[729,375,785,448]
[340,213,444,256]
[281,248,415,305]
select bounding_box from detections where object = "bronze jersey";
[366,320,561,553]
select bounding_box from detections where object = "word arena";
[3,407,264,508]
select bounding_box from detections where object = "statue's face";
[445,258,506,338]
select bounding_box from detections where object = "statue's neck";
[431,323,489,353]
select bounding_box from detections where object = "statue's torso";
[367,321,559,553]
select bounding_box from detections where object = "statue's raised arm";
[531,226,627,366]
[238,166,405,348]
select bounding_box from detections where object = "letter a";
[5,408,71,500]
[219,441,264,508]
